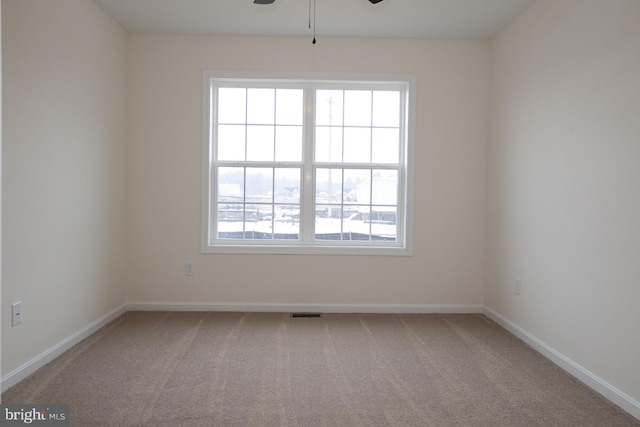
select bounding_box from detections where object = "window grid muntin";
[313,165,400,242]
[213,164,302,242]
[312,87,402,243]
[216,86,304,164]
[314,88,402,166]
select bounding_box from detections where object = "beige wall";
[2,0,129,376]
[127,35,489,306]
[486,0,640,405]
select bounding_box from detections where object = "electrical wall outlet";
[12,302,22,326]
[515,277,522,295]
[185,262,194,276]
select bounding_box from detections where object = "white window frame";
[201,71,415,256]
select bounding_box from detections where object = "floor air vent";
[290,313,322,318]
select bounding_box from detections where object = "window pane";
[315,127,343,162]
[372,128,400,164]
[218,88,246,124]
[343,207,371,240]
[252,206,275,239]
[316,90,343,126]
[250,204,272,239]
[247,88,275,125]
[344,90,372,127]
[372,91,400,127]
[217,203,244,239]
[246,125,274,161]
[217,125,245,161]
[275,126,303,162]
[244,204,267,238]
[371,207,397,241]
[257,205,274,223]
[217,167,244,202]
[274,168,301,203]
[344,169,370,204]
[274,205,300,238]
[315,205,342,240]
[316,168,343,204]
[372,170,398,205]
[276,89,303,125]
[343,127,371,163]
[246,167,273,203]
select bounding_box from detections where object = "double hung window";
[202,72,414,255]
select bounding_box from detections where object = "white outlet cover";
[12,302,22,326]
[185,262,194,276]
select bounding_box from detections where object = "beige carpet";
[2,312,638,426]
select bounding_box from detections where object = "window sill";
[201,243,412,256]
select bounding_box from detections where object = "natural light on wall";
[202,71,415,255]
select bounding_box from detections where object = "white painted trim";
[201,71,416,257]
[0,304,127,393]
[126,301,483,314]
[484,306,640,421]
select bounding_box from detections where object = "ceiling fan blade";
[254,0,276,4]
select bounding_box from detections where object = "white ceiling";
[93,0,536,40]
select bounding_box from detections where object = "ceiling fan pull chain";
[312,0,317,44]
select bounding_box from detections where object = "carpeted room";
[2,0,639,425]
[3,312,638,425]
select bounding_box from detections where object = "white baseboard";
[126,301,484,314]
[483,306,640,421]
[1,303,127,393]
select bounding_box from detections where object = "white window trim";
[201,71,416,256]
